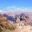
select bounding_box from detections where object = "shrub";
[0,27,3,32]
[5,24,16,30]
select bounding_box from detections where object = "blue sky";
[0,0,32,12]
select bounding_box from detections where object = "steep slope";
[0,14,16,32]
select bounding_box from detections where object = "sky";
[0,0,32,12]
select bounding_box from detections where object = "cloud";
[0,6,32,13]
[5,6,32,12]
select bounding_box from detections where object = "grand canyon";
[0,12,32,32]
